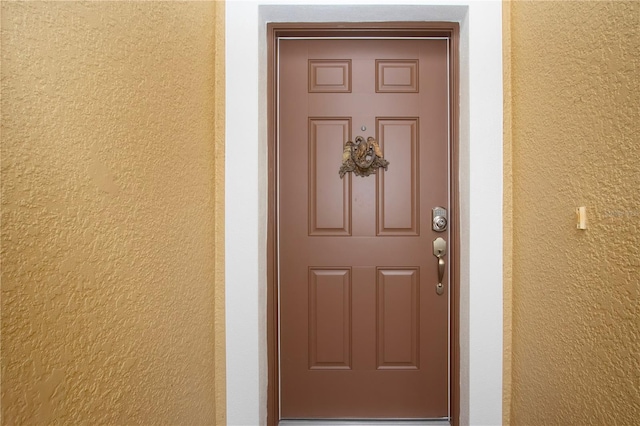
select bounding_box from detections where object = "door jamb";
[267,22,460,426]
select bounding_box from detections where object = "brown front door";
[278,37,451,420]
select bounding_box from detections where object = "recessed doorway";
[267,23,459,425]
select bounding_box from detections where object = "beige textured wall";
[508,1,639,424]
[502,2,513,424]
[1,1,225,424]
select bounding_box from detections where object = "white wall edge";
[226,2,503,425]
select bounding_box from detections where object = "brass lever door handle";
[433,237,447,296]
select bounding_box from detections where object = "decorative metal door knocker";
[339,136,389,178]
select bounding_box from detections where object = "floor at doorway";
[279,420,450,426]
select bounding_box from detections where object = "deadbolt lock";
[432,206,448,232]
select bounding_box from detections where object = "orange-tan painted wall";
[505,1,639,424]
[1,1,225,424]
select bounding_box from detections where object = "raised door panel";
[309,268,352,369]
[376,60,419,93]
[376,268,420,369]
[309,60,352,93]
[309,118,352,235]
[376,118,419,235]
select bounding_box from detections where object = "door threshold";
[279,420,450,426]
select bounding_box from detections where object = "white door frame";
[225,2,503,425]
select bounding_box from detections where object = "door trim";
[267,22,460,426]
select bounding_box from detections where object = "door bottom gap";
[279,419,450,426]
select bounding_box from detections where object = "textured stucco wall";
[1,1,225,424]
[508,1,639,424]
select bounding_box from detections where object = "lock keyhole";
[434,216,447,230]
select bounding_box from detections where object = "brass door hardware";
[433,237,447,295]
